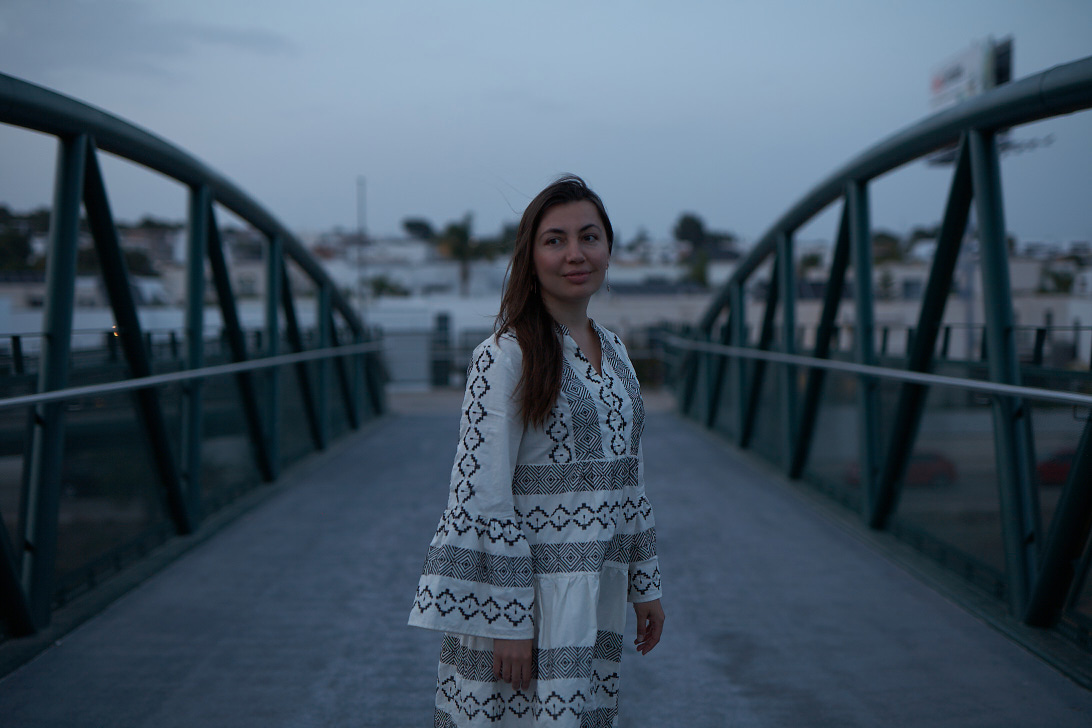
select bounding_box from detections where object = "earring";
[606,279,611,293]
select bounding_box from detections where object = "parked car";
[1036,448,1075,487]
[843,451,957,488]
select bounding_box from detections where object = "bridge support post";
[82,141,193,535]
[316,283,332,449]
[207,206,275,482]
[705,313,732,430]
[847,180,882,523]
[280,267,322,449]
[969,129,1040,615]
[182,185,209,525]
[741,257,780,449]
[20,133,87,629]
[265,234,283,478]
[791,202,851,479]
[729,283,747,445]
[776,231,798,469]
[871,139,973,529]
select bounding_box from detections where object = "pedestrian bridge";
[2,56,1092,726]
[2,389,1091,727]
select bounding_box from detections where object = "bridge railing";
[0,73,386,643]
[669,56,1092,665]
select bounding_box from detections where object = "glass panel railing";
[52,389,173,605]
[711,356,739,440]
[1023,367,1092,534]
[1068,554,1092,630]
[279,363,315,468]
[0,372,34,545]
[749,360,784,468]
[200,363,263,512]
[801,368,862,511]
[890,380,1006,598]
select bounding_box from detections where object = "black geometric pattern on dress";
[530,533,656,575]
[436,506,526,547]
[591,670,620,700]
[439,677,599,723]
[545,407,572,464]
[412,585,532,627]
[593,630,623,664]
[423,544,534,588]
[451,345,496,508]
[512,457,638,496]
[440,635,499,683]
[623,494,655,524]
[581,707,619,728]
[620,528,657,565]
[560,357,602,460]
[434,708,458,728]
[629,565,662,596]
[599,334,644,456]
[530,540,610,575]
[516,496,653,534]
[597,373,628,457]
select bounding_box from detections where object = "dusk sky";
[1,0,1090,247]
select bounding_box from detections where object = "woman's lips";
[564,271,591,283]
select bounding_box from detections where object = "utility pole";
[356,175,366,312]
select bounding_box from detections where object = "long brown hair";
[496,175,614,428]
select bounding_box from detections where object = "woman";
[410,175,664,727]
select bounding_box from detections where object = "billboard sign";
[930,41,988,111]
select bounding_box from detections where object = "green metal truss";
[0,73,384,637]
[675,56,1092,653]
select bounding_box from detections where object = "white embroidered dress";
[410,324,661,727]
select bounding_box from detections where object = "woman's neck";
[543,300,590,336]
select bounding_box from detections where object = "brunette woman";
[410,175,664,727]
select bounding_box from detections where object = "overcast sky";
[1,0,1090,246]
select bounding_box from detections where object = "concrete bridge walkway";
[1,391,1091,727]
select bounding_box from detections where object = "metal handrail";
[701,55,1092,330]
[0,341,384,411]
[0,72,360,331]
[664,334,1092,407]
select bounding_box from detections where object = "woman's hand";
[493,638,533,690]
[633,599,665,655]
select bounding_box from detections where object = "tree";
[673,213,706,249]
[133,216,179,231]
[26,208,50,234]
[798,251,823,277]
[402,217,436,241]
[872,230,902,262]
[0,228,31,271]
[684,249,709,288]
[440,213,474,296]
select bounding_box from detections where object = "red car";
[1036,448,1075,487]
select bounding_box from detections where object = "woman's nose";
[565,241,585,261]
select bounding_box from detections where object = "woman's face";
[532,200,610,312]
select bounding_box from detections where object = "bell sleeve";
[627,440,662,603]
[607,331,662,604]
[408,336,535,640]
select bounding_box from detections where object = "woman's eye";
[583,234,599,243]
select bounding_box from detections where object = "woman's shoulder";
[471,331,523,369]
